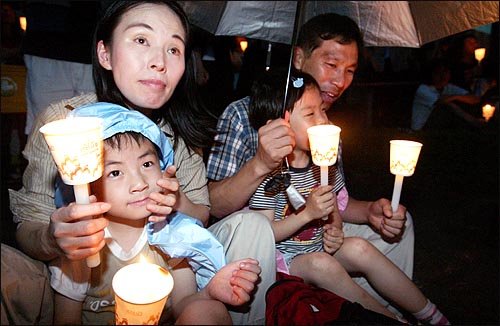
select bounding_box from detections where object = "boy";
[50,103,260,324]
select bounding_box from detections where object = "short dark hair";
[297,13,364,59]
[249,69,320,130]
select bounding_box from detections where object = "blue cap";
[69,102,173,171]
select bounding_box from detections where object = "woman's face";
[97,3,186,110]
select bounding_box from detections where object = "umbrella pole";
[282,0,306,117]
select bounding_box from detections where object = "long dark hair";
[92,0,216,151]
[249,68,320,130]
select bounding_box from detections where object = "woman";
[7,1,274,324]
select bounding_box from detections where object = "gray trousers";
[209,211,276,325]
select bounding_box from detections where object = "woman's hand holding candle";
[49,196,110,261]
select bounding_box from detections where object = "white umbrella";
[179,1,499,47]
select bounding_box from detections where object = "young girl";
[249,70,450,325]
[51,103,261,324]
[8,1,274,324]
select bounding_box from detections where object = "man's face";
[294,38,358,109]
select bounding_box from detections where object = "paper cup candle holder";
[40,117,104,268]
[474,48,486,63]
[389,140,423,212]
[307,125,341,220]
[112,261,174,325]
[307,124,341,186]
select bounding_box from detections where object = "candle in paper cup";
[39,117,103,185]
[389,140,422,212]
[40,117,104,267]
[482,104,495,122]
[112,262,174,325]
[390,140,422,176]
[307,124,341,187]
[474,48,486,62]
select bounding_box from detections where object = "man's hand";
[254,112,295,176]
[367,198,407,241]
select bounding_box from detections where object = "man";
[206,13,414,316]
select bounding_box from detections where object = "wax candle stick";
[389,140,422,213]
[320,165,329,187]
[391,175,404,212]
[40,117,104,268]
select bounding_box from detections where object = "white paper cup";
[389,140,422,176]
[307,124,341,166]
[112,263,174,325]
[40,117,103,185]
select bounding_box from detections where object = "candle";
[389,140,422,212]
[474,48,486,63]
[112,260,174,325]
[307,124,341,220]
[40,117,104,267]
[307,124,341,186]
[482,104,495,122]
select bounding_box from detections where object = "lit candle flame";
[475,48,486,62]
[19,16,27,32]
[482,104,495,122]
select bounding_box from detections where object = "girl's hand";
[304,186,335,221]
[148,165,179,222]
[323,223,344,254]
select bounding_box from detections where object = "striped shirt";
[249,160,345,267]
[206,95,347,197]
[9,92,209,226]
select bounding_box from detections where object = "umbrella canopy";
[179,1,499,47]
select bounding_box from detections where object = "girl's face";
[92,138,163,221]
[97,3,186,110]
[289,86,329,152]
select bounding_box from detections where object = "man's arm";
[209,117,294,218]
[208,155,272,218]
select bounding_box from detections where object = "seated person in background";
[248,69,450,325]
[411,59,482,131]
[51,103,261,325]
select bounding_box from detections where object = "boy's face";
[294,37,358,109]
[92,138,163,220]
[289,86,329,152]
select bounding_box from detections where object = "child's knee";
[343,237,376,260]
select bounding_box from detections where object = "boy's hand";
[148,165,179,222]
[206,258,261,306]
